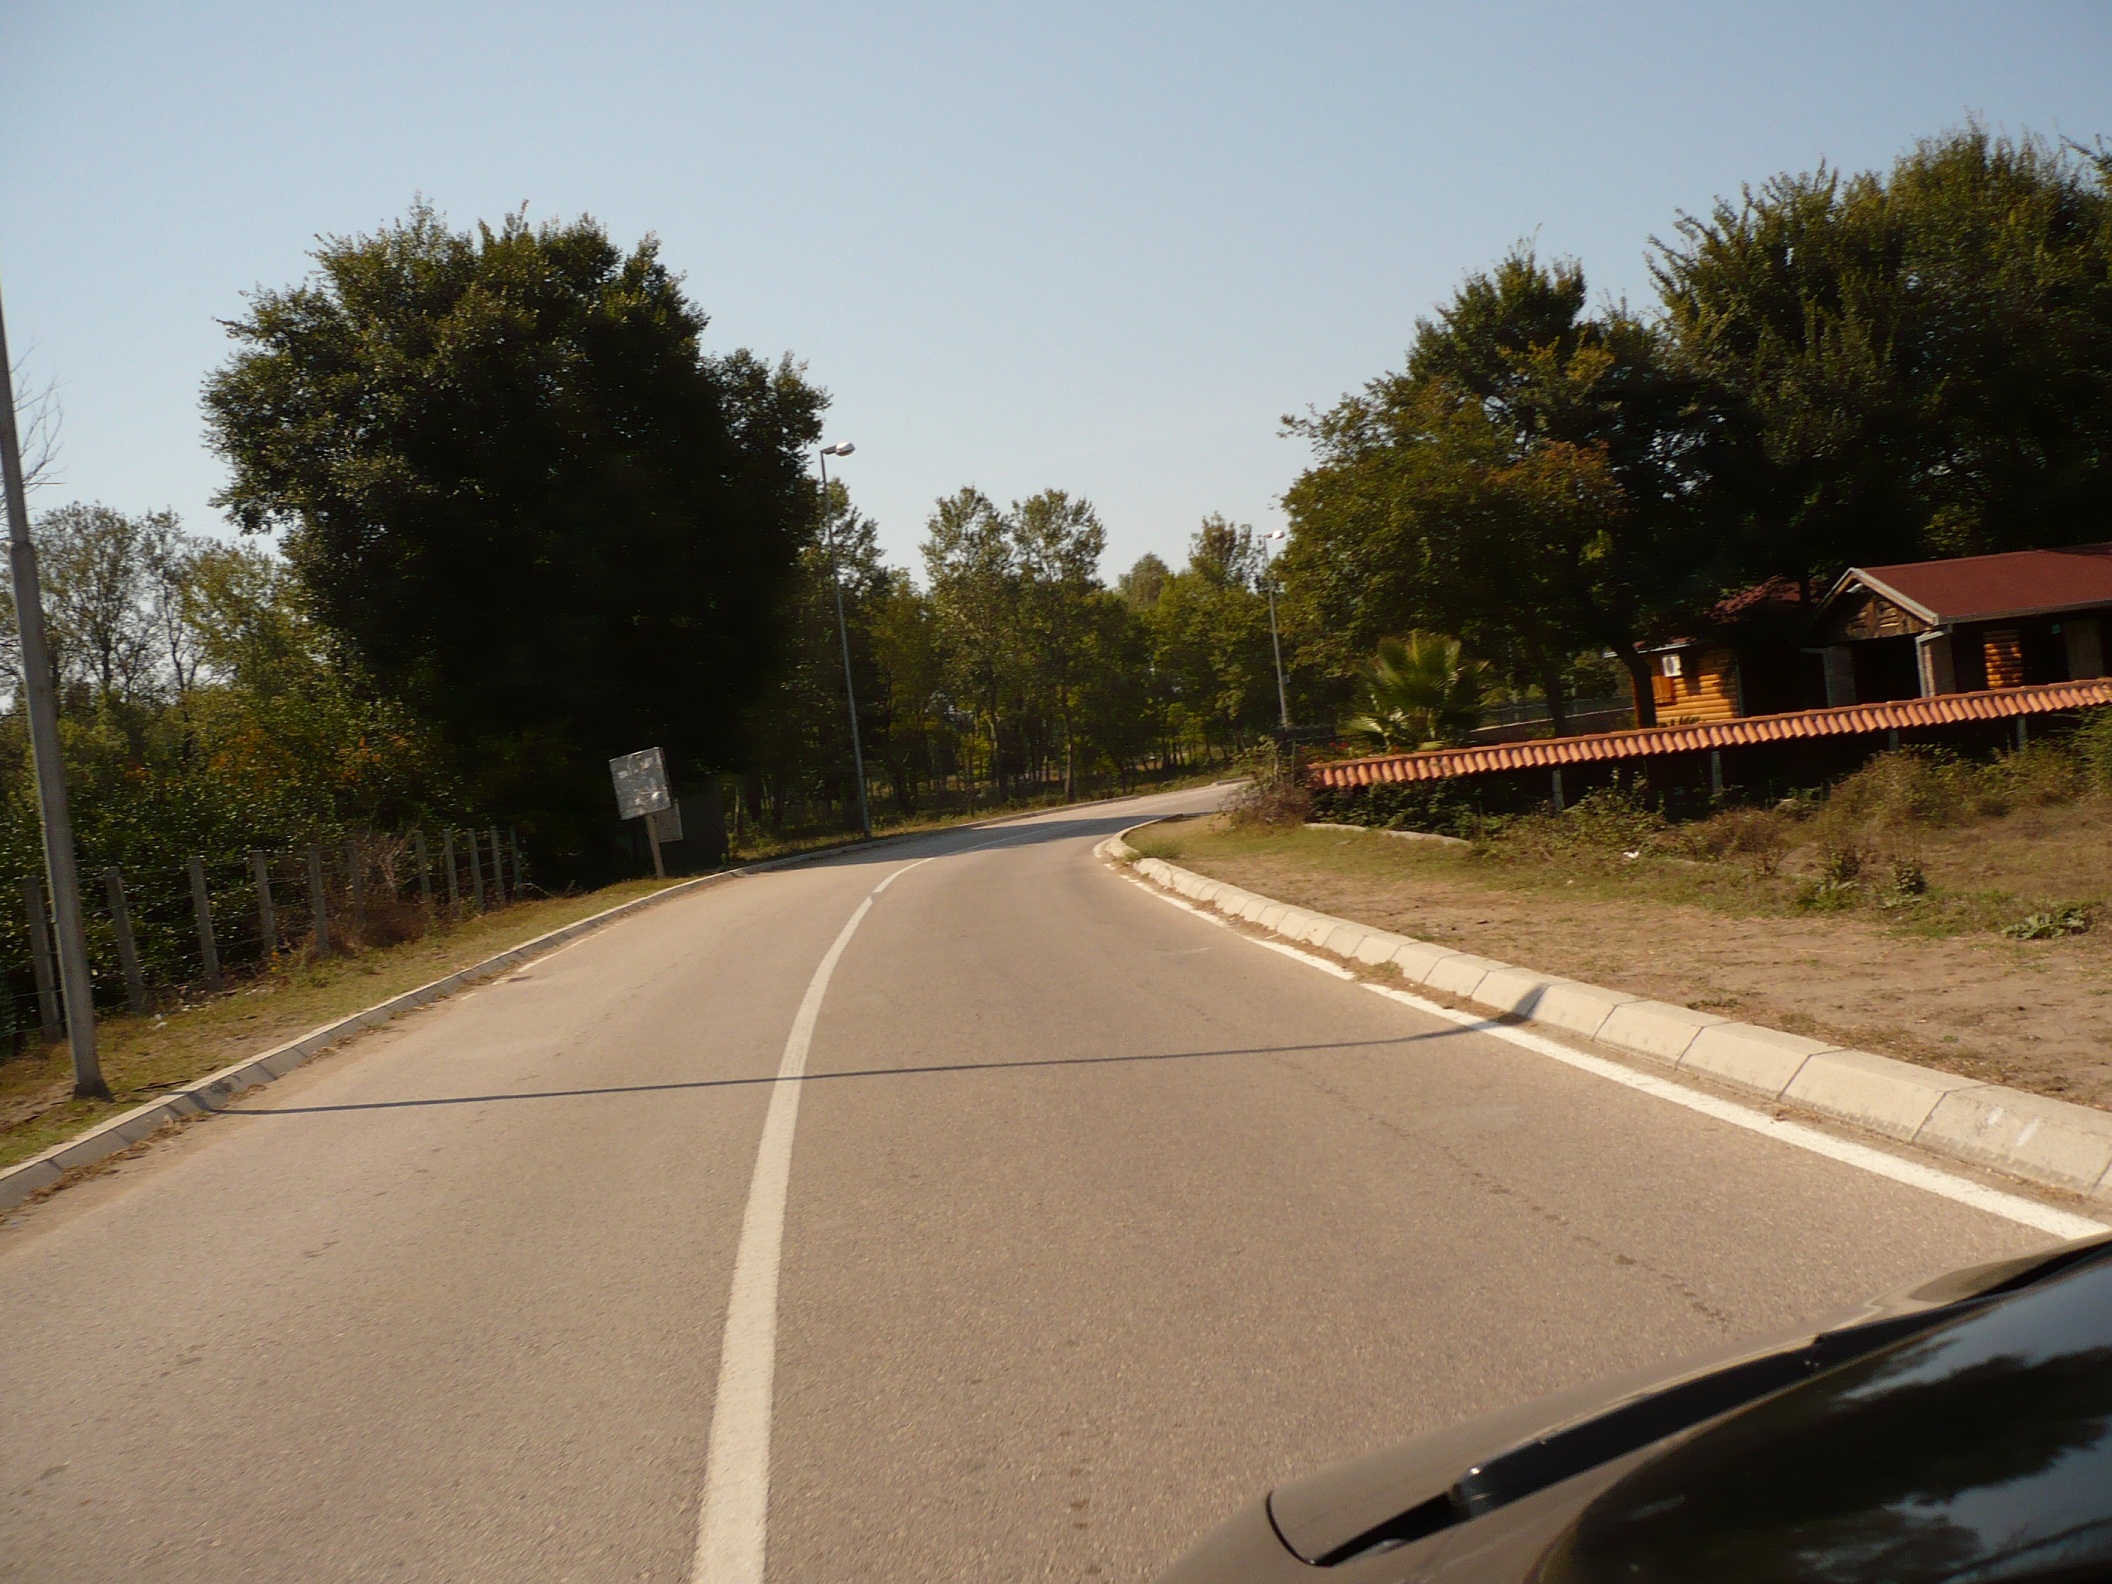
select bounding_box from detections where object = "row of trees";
[0,503,443,877]
[16,203,1297,892]
[740,498,1288,828]
[1280,126,2112,729]
[5,484,1294,872]
[14,122,2103,903]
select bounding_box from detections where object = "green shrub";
[1310,778,1484,837]
[1490,785,1665,860]
[1978,742,2085,811]
[2072,707,2112,792]
[1674,806,1792,873]
[2000,906,2091,940]
[1822,749,1968,828]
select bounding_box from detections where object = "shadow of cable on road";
[217,1027,1483,1118]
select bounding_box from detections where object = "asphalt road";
[0,788,2061,1582]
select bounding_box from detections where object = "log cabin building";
[1312,542,2112,816]
[1639,543,2112,724]
[1807,542,2112,704]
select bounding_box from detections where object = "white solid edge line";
[1119,873,2108,1242]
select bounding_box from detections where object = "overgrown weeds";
[1484,786,1665,860]
[1672,806,1794,873]
[1311,710,2112,941]
[2001,906,2092,940]
[1225,755,1312,828]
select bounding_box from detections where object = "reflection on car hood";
[1537,1250,2112,1584]
[1265,1238,2112,1570]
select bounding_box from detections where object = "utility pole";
[1264,528,1292,730]
[817,442,872,839]
[0,280,105,1097]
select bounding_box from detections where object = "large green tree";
[1655,126,2112,581]
[204,203,824,872]
[1147,515,1280,751]
[1010,489,1107,799]
[1281,250,1708,727]
[921,487,1019,795]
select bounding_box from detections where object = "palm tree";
[1343,633,1486,751]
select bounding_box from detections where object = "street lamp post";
[817,442,872,839]
[0,280,105,1097]
[1264,529,1291,731]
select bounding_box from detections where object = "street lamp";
[1263,528,1291,731]
[816,441,872,839]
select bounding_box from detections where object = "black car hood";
[1536,1250,2112,1584]
[1265,1238,2112,1571]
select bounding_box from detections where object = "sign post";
[610,747,674,879]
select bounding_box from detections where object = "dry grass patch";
[0,879,683,1172]
[1133,790,2112,1110]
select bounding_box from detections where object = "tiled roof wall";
[1308,679,2112,788]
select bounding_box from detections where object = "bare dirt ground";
[1135,814,2112,1110]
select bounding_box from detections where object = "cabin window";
[1660,653,1683,679]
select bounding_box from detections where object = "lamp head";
[822,441,856,457]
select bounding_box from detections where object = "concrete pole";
[306,845,331,957]
[412,828,431,912]
[250,850,277,955]
[1266,573,1291,730]
[103,867,147,1014]
[188,855,222,992]
[487,827,507,906]
[22,874,58,1038]
[0,282,103,1095]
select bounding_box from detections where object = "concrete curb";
[3,791,1188,1213]
[1104,828,2112,1208]
[0,867,767,1210]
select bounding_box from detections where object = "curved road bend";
[0,788,2063,1582]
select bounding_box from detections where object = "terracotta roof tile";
[1308,679,2112,787]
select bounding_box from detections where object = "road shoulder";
[1104,826,2112,1217]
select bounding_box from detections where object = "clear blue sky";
[4,2,2109,581]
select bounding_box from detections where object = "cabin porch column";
[1915,630,1956,697]
[1821,646,1856,708]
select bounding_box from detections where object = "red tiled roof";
[1648,575,1811,652]
[1849,542,2112,624]
[1308,679,2112,787]
[1709,573,1810,623]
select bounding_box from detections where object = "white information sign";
[609,747,673,820]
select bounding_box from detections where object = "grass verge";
[1133,806,2112,1110]
[0,878,688,1173]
